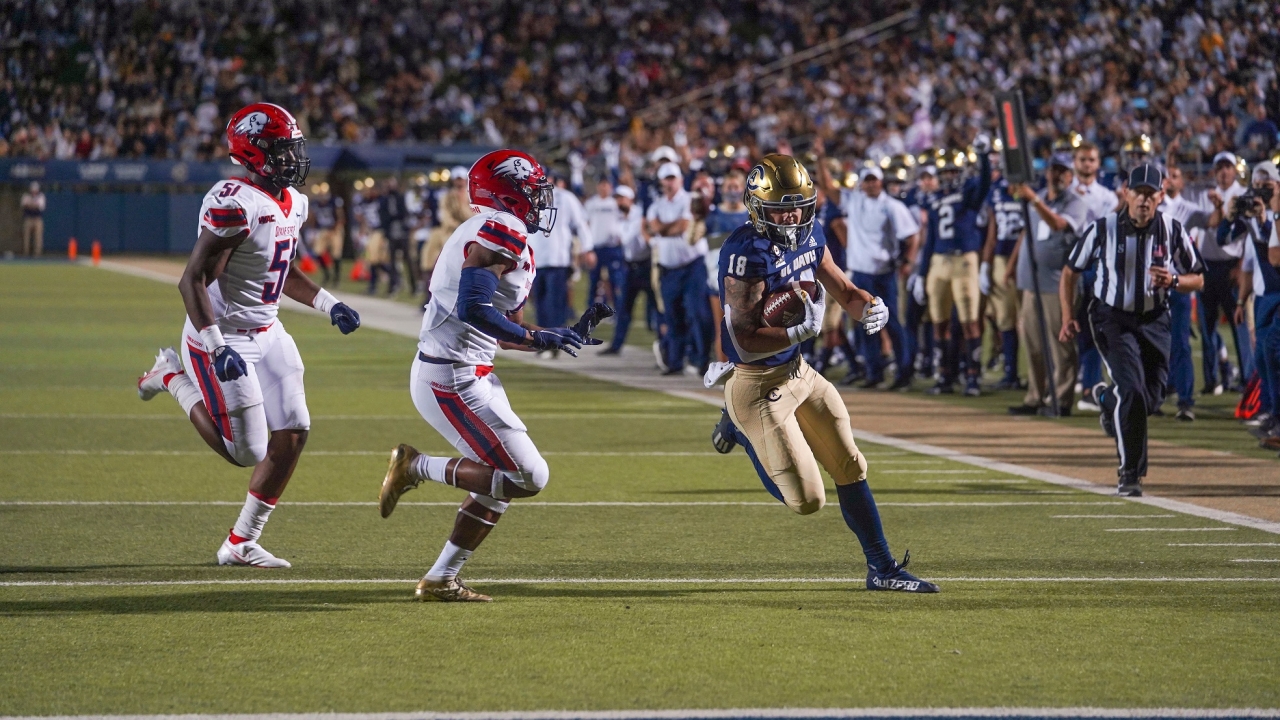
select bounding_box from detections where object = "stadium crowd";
[4,0,1280,163]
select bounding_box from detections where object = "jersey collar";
[236,176,294,217]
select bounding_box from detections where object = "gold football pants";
[725,359,868,515]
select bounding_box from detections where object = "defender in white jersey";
[135,104,362,568]
[378,149,612,602]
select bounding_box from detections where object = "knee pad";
[503,455,550,494]
[791,494,825,516]
[226,405,269,467]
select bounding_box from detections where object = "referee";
[1058,165,1205,496]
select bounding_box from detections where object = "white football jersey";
[198,178,310,331]
[418,210,536,366]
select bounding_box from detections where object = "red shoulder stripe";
[477,220,526,255]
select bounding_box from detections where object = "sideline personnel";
[1059,165,1204,496]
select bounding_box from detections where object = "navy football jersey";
[927,155,992,255]
[987,178,1024,257]
[719,222,827,367]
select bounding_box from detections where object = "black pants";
[1090,303,1171,480]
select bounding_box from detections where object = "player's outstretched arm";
[283,263,361,334]
[723,275,795,354]
[457,244,587,356]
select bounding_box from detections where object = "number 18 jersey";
[198,178,310,331]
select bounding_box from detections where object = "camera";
[1234,185,1274,217]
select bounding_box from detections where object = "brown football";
[761,281,820,328]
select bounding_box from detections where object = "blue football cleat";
[866,551,940,593]
[711,408,737,454]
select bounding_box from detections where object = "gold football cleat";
[415,576,492,603]
[380,444,422,518]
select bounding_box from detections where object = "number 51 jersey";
[198,178,310,331]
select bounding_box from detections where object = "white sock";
[411,455,456,484]
[230,491,275,544]
[426,541,472,581]
[166,372,203,416]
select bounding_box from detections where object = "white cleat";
[138,347,183,401]
[217,537,292,568]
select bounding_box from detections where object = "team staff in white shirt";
[1158,164,1214,420]
[583,178,627,321]
[1199,151,1254,393]
[814,161,919,389]
[647,162,710,374]
[604,185,656,354]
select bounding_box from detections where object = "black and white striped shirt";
[1066,209,1204,314]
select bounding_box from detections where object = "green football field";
[1,263,1278,716]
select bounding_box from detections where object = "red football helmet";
[468,149,556,234]
[225,103,310,189]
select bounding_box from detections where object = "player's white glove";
[972,133,992,155]
[860,296,889,335]
[785,290,824,346]
[979,261,992,296]
[908,274,926,306]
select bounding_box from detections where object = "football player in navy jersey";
[905,162,940,382]
[710,154,938,593]
[923,137,994,396]
[981,168,1025,390]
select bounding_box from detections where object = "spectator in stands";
[20,182,45,257]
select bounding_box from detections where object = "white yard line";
[880,469,988,474]
[0,412,715,420]
[1230,559,1280,563]
[1169,543,1280,547]
[914,479,1029,484]
[6,708,1280,720]
[0,500,1126,508]
[0,450,726,457]
[1105,528,1236,532]
[86,261,1280,536]
[3,576,1280,589]
[1052,515,1177,519]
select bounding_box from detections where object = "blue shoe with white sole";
[866,551,940,593]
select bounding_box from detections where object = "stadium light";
[724,144,735,157]
[709,149,719,158]
[441,169,451,181]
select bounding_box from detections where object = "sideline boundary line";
[3,576,1280,589]
[0,500,1127,508]
[86,260,1280,536]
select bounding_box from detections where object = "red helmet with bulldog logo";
[468,149,556,234]
[225,103,310,189]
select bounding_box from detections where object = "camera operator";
[1201,152,1253,394]
[1224,161,1280,451]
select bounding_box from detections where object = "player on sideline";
[711,154,939,593]
[378,149,612,603]
[136,103,362,568]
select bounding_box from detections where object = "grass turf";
[1,263,1278,715]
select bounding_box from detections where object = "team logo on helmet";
[492,156,532,181]
[746,166,765,191]
[233,112,270,137]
